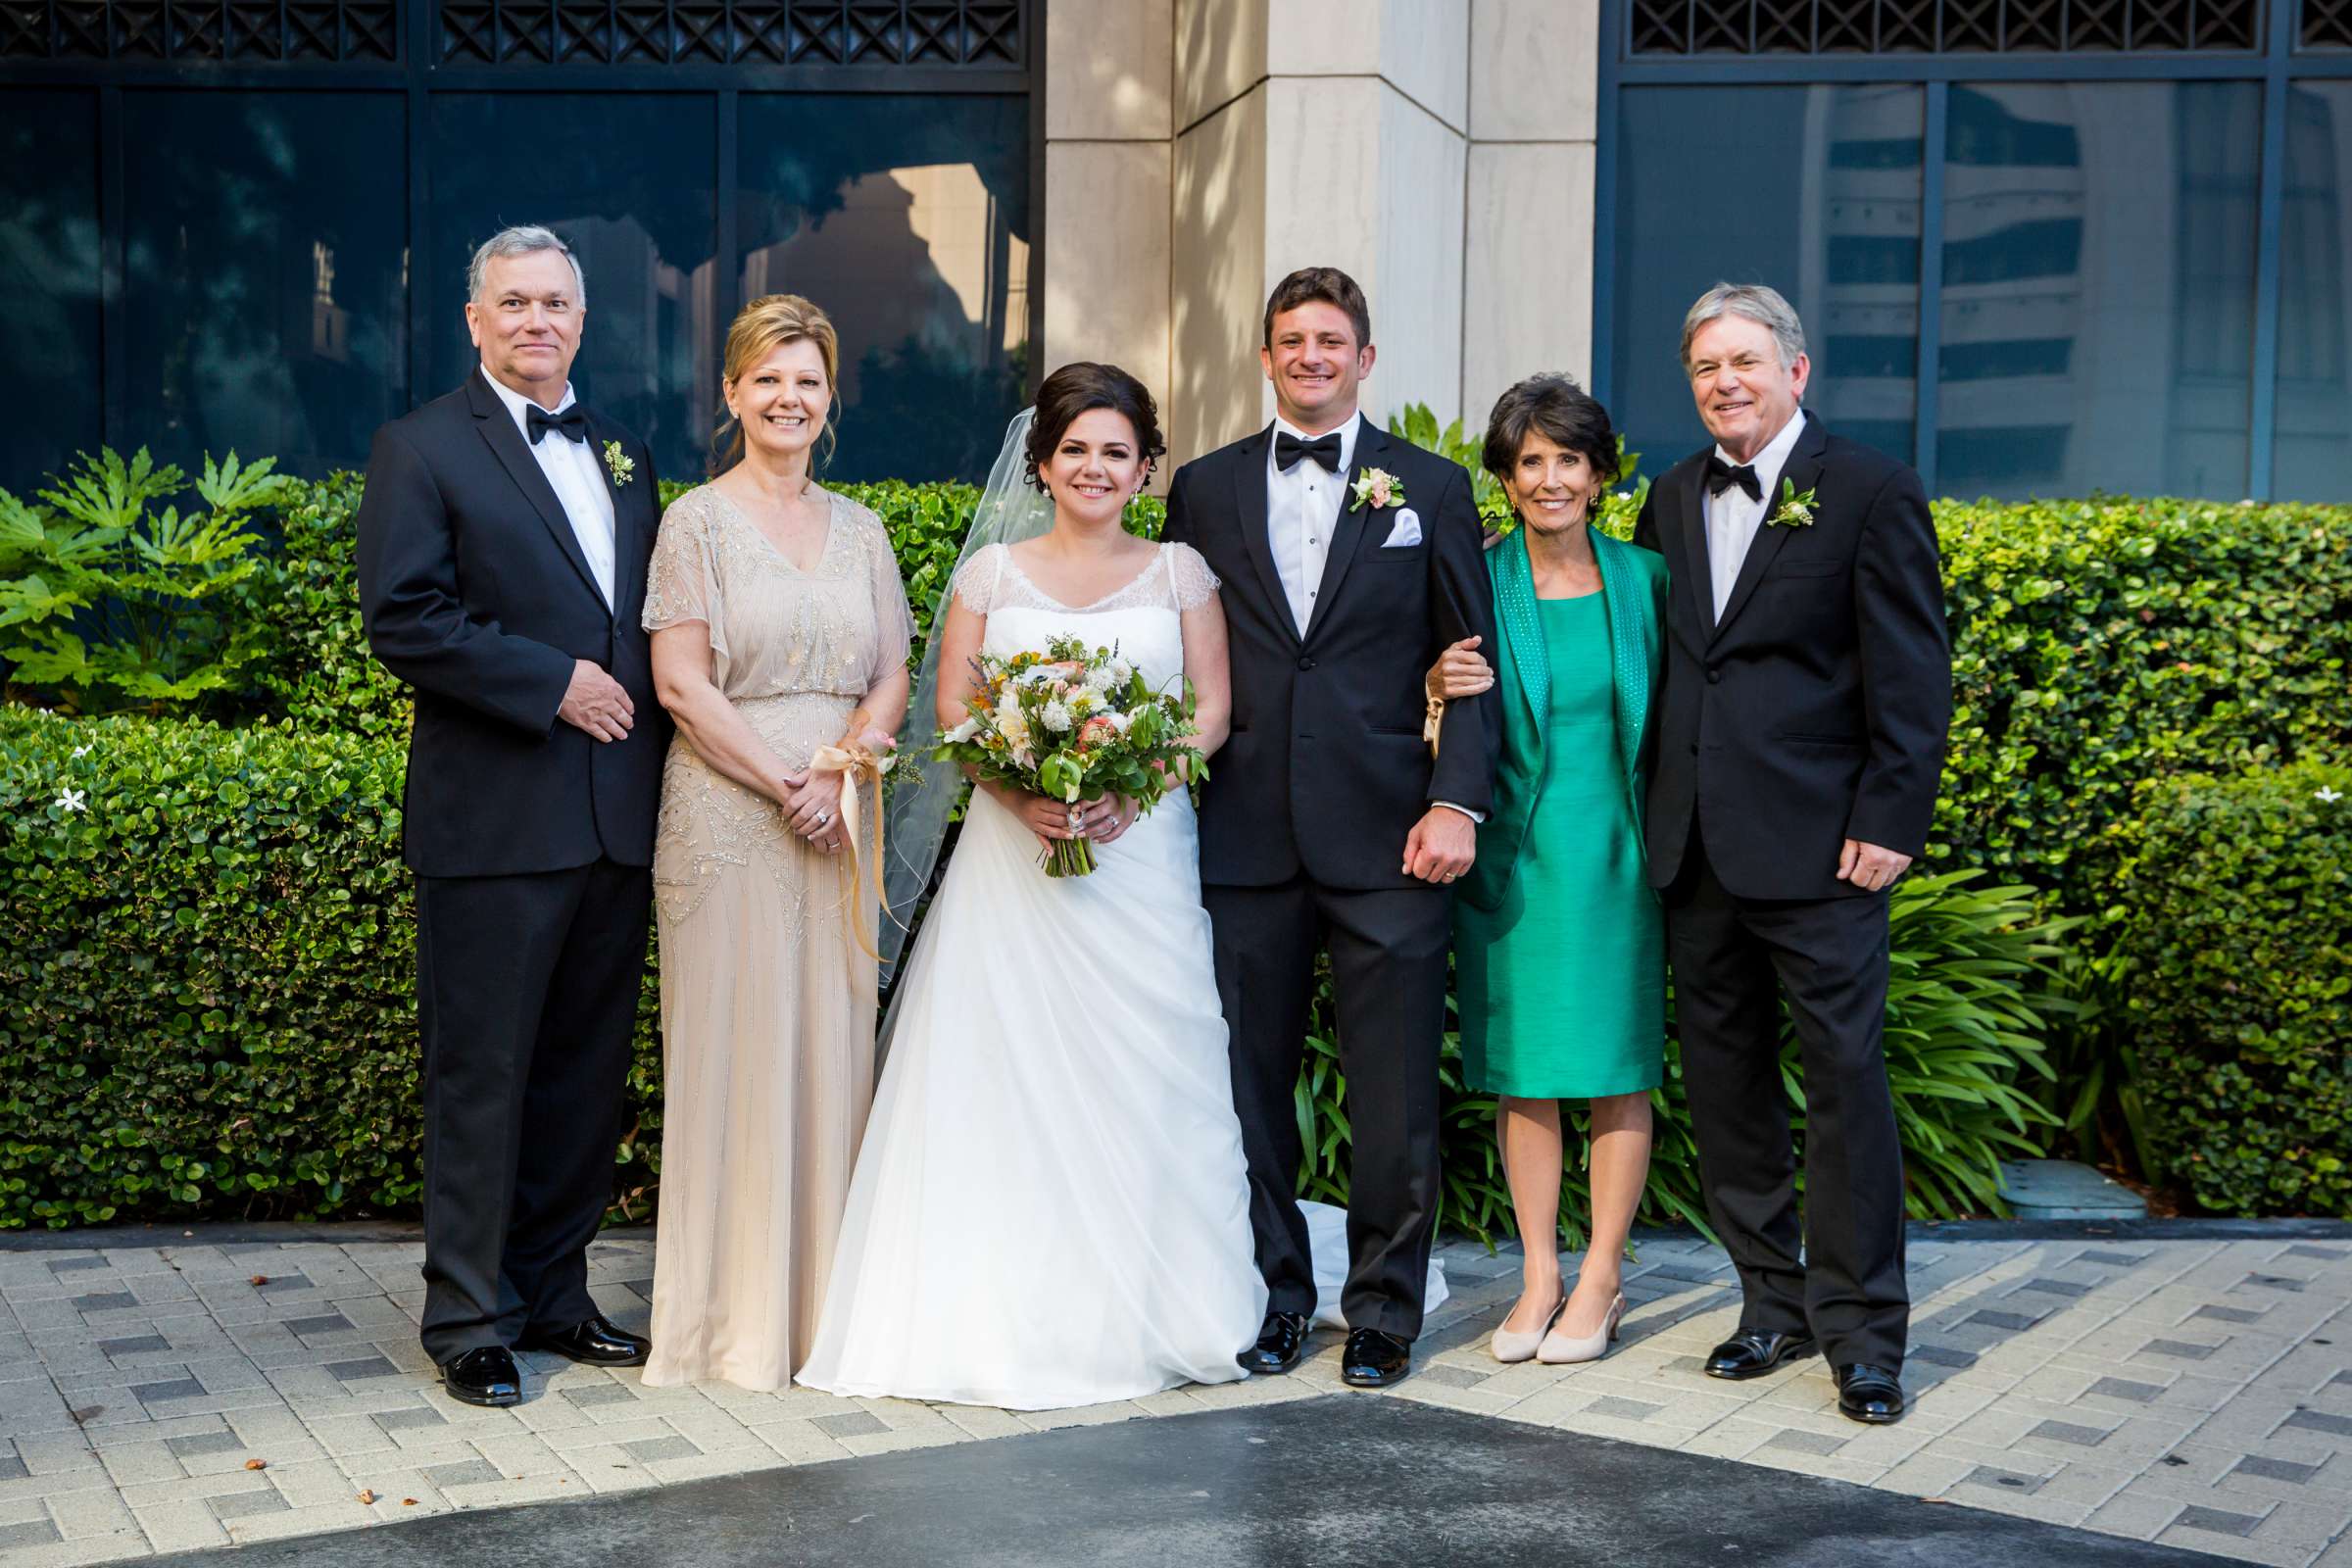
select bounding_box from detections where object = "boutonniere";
[1767,477,1817,527]
[602,439,636,487]
[1349,467,1404,513]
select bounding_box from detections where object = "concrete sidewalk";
[0,1224,2346,1565]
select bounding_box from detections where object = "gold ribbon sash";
[808,742,890,962]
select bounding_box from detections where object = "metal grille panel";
[6,0,398,56]
[435,0,1023,65]
[1628,0,2265,51]
[2303,0,2350,44]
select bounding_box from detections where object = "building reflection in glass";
[739,95,1030,484]
[0,89,102,486]
[2276,83,2352,503]
[1936,84,2260,501]
[1612,85,1923,476]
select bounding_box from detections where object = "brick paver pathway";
[1,1228,2346,1565]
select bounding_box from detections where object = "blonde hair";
[717,293,841,472]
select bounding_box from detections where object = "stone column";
[1169,0,1471,466]
[1463,0,1601,432]
[1042,0,1175,460]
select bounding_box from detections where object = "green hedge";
[8,469,2349,1227]
[0,704,2070,1234]
[2116,760,2352,1218]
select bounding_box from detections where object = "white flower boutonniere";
[1767,477,1818,528]
[603,439,636,487]
[1349,467,1404,513]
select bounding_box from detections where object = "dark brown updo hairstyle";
[1481,372,1621,498]
[1023,362,1168,492]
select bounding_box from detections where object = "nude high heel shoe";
[1536,1292,1624,1365]
[1490,1296,1567,1364]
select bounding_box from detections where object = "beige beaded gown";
[638,482,912,1392]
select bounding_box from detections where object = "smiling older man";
[356,225,668,1407]
[1632,282,1951,1427]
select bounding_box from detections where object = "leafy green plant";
[0,449,288,712]
[1297,870,2073,1248]
[1385,401,1649,541]
[2115,760,2351,1217]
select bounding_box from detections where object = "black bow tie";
[1705,454,1762,502]
[526,405,590,446]
[1275,430,1344,473]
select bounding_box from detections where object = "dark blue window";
[122,91,409,481]
[737,93,1030,484]
[0,90,101,487]
[1611,83,1925,474]
[2275,83,2352,503]
[425,94,718,487]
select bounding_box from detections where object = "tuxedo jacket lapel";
[1709,412,1826,646]
[466,369,608,612]
[1229,425,1297,646]
[586,412,644,615]
[1305,415,1381,644]
[1671,459,1714,642]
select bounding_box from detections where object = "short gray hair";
[1679,282,1805,373]
[466,225,586,307]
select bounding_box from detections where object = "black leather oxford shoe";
[518,1314,651,1367]
[442,1346,522,1407]
[1340,1328,1412,1389]
[1835,1362,1906,1424]
[1238,1310,1313,1376]
[1703,1328,1818,1381]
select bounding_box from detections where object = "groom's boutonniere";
[602,439,636,487]
[1767,477,1817,527]
[1349,467,1404,513]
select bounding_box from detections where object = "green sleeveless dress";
[1454,592,1665,1099]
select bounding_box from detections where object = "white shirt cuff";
[1433,800,1485,825]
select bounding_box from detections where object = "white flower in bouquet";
[940,715,981,745]
[1107,710,1134,734]
[1042,698,1075,734]
[994,697,1031,753]
[1106,658,1134,686]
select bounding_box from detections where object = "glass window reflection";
[738,94,1030,483]
[426,94,718,485]
[1936,83,2260,501]
[2276,83,2352,504]
[122,91,408,478]
[1612,85,1924,476]
[1,91,103,485]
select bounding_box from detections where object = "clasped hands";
[1425,637,1914,891]
[776,726,896,854]
[999,786,1139,855]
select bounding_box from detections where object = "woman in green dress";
[1430,373,1667,1366]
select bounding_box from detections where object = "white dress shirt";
[1703,408,1806,620]
[1265,411,1359,638]
[483,368,618,612]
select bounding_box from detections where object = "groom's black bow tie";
[1705,454,1762,502]
[526,405,590,446]
[1275,430,1344,473]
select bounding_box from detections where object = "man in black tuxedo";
[1163,268,1497,1390]
[357,225,669,1407]
[1633,283,1950,1424]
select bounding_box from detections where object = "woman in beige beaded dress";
[640,294,913,1390]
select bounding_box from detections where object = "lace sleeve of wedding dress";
[949,544,1005,615]
[642,489,728,682]
[1164,542,1221,612]
[879,409,1054,980]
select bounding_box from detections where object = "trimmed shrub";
[2116,760,2352,1217]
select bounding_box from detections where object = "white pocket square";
[1381,509,1422,548]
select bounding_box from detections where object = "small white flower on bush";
[55,788,87,813]
[2320,786,2345,804]
[71,745,92,759]
[1041,698,1074,734]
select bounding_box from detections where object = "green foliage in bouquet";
[0,449,288,712]
[1296,871,2073,1247]
[2116,760,2352,1218]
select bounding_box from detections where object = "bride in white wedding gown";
[795,369,1266,1408]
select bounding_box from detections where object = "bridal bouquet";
[935,634,1204,877]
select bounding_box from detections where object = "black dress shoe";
[1703,1328,1818,1380]
[442,1346,522,1408]
[1340,1328,1411,1389]
[1835,1362,1906,1424]
[518,1314,651,1367]
[1238,1310,1313,1376]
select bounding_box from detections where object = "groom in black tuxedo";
[357,226,668,1406]
[1634,283,1950,1425]
[1164,267,1497,1389]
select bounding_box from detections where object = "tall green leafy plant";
[0,448,287,712]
